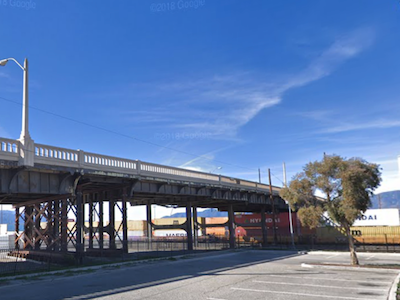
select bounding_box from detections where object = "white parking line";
[252,280,386,291]
[366,255,376,260]
[326,253,340,259]
[259,274,390,284]
[231,287,376,300]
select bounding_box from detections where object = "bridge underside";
[0,166,287,258]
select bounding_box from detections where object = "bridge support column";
[53,200,60,251]
[24,206,34,250]
[146,202,152,250]
[186,202,193,251]
[228,204,235,249]
[122,188,128,254]
[193,206,198,249]
[76,190,85,256]
[61,198,68,252]
[109,199,116,250]
[99,193,104,250]
[261,206,267,247]
[88,194,94,250]
[15,207,19,249]
[34,205,41,250]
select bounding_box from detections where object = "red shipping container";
[235,212,298,228]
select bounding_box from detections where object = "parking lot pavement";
[304,251,400,266]
[0,250,398,300]
[199,251,399,300]
[205,266,395,300]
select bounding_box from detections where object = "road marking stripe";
[366,255,376,260]
[252,280,386,291]
[260,274,390,284]
[326,254,340,259]
[231,287,376,299]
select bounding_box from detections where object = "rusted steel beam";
[61,198,68,252]
[14,194,71,208]
[34,204,43,250]
[24,206,34,250]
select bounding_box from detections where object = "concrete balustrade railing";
[82,151,137,173]
[0,138,20,162]
[140,161,220,181]
[34,143,80,168]
[0,138,280,194]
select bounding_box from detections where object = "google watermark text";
[150,0,206,13]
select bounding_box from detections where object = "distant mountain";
[0,210,20,231]
[163,208,228,218]
[371,190,400,209]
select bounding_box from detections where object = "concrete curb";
[301,262,400,273]
[388,272,400,300]
[307,251,400,257]
[253,249,306,255]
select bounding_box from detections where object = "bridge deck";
[0,137,283,211]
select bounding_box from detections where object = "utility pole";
[268,169,278,245]
[258,168,261,183]
[378,194,382,209]
[283,162,295,249]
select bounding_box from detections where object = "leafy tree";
[280,155,381,265]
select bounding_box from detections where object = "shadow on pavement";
[1,250,302,300]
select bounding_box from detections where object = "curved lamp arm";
[0,58,25,70]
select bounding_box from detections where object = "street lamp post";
[0,57,34,166]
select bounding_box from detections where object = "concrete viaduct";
[0,137,288,257]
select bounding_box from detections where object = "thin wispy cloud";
[178,145,234,172]
[319,119,400,134]
[119,28,375,139]
[293,110,333,121]
[283,28,375,90]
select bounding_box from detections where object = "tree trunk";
[345,225,359,265]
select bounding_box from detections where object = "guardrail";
[0,138,281,194]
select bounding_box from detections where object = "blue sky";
[0,1,400,217]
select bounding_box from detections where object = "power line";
[0,95,257,172]
[270,172,285,187]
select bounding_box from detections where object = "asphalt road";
[0,250,399,300]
